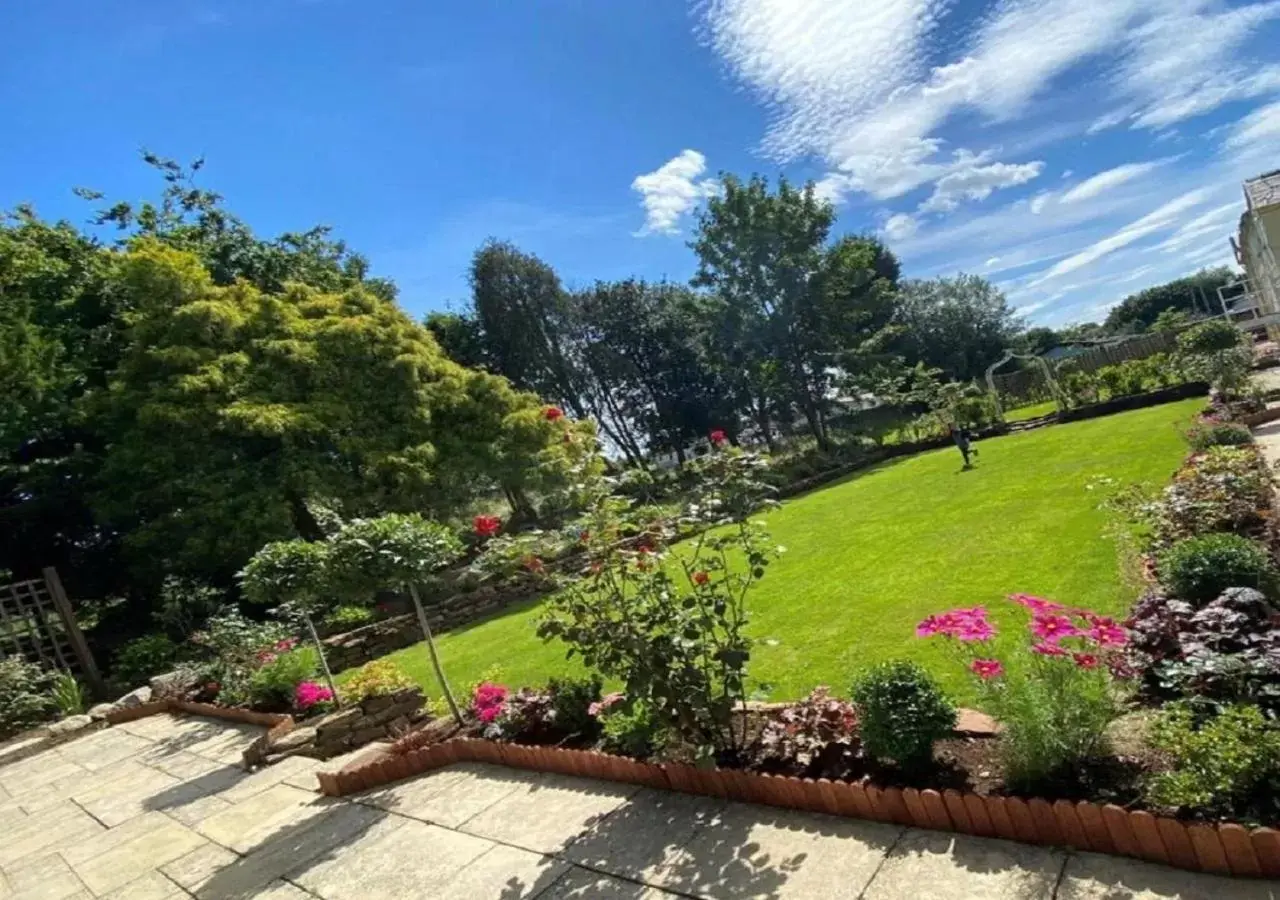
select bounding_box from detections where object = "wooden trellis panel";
[0,568,104,696]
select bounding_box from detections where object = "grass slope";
[358,398,1201,704]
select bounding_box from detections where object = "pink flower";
[1072,653,1099,669]
[1088,619,1129,648]
[709,429,727,446]
[1031,642,1068,657]
[471,682,508,724]
[295,681,334,710]
[1008,593,1063,614]
[473,514,502,538]
[916,614,948,638]
[916,606,996,641]
[956,616,996,642]
[1030,613,1079,643]
[970,659,1004,679]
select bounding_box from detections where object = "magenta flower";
[1031,642,1068,657]
[295,681,334,710]
[970,659,1004,679]
[1088,619,1129,648]
[1009,593,1064,614]
[471,682,509,724]
[1072,653,1099,669]
[917,606,997,641]
[1030,613,1079,643]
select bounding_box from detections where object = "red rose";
[544,406,564,421]
[709,428,727,446]
[693,571,709,586]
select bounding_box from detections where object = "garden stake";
[409,581,463,724]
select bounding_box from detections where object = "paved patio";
[0,715,1276,899]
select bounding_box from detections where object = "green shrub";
[52,672,86,716]
[343,659,416,703]
[322,604,375,631]
[600,701,665,759]
[112,633,182,688]
[851,660,956,768]
[1158,533,1276,605]
[0,658,58,739]
[548,675,603,739]
[1186,422,1253,452]
[247,647,317,710]
[153,577,225,639]
[1147,703,1280,815]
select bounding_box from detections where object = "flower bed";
[318,733,1280,878]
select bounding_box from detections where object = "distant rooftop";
[1244,170,1280,211]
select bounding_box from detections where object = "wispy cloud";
[1059,160,1169,205]
[631,150,717,236]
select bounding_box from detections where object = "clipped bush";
[1158,533,1276,605]
[1147,702,1280,816]
[851,660,955,768]
[0,658,58,739]
[1186,422,1253,452]
[112,633,182,688]
[343,659,417,703]
[548,676,604,740]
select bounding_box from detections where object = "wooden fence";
[0,568,105,696]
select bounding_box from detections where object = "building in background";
[1235,170,1280,339]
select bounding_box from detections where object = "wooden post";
[42,567,107,699]
[408,582,463,724]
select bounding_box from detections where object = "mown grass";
[346,398,1200,705]
[1004,400,1059,422]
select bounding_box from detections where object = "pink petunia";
[1030,613,1079,643]
[1008,593,1064,614]
[970,659,1004,679]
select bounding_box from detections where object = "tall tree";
[1104,267,1234,333]
[894,274,1021,382]
[691,174,900,450]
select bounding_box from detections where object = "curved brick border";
[318,737,1280,880]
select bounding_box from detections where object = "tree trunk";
[303,612,341,707]
[408,582,462,724]
[286,491,326,542]
[753,397,776,453]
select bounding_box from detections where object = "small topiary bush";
[1146,702,1280,817]
[1158,533,1276,605]
[1187,422,1253,452]
[0,658,58,739]
[851,660,956,769]
[111,633,182,689]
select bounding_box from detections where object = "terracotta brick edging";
[103,698,294,769]
[319,736,1280,880]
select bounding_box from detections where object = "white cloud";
[1061,170,1074,179]
[1154,202,1241,254]
[1059,160,1167,204]
[918,156,1044,213]
[1117,2,1280,129]
[630,150,717,236]
[1225,98,1280,151]
[1028,189,1208,285]
[985,256,1001,268]
[1088,108,1134,134]
[1029,192,1052,214]
[883,213,919,241]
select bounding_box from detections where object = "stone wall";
[323,572,550,673]
[264,687,426,762]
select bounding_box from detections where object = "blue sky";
[3,0,1279,325]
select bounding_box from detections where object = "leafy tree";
[691,174,899,450]
[1151,308,1192,333]
[93,240,577,587]
[893,274,1021,382]
[1105,267,1234,333]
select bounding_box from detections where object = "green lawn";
[355,398,1201,705]
[1004,400,1059,422]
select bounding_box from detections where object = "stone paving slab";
[4,715,1280,900]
